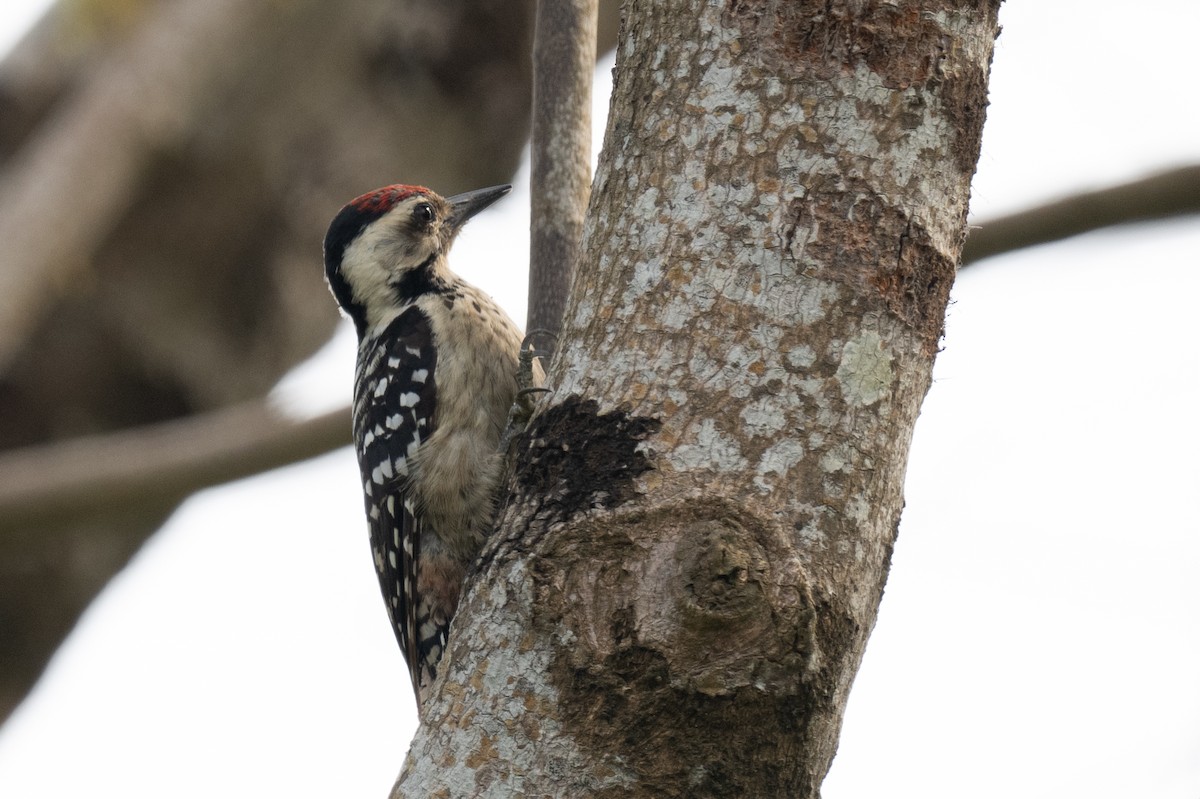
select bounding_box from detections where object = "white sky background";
[1,2,1198,797]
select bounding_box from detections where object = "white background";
[1,2,1198,797]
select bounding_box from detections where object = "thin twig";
[527,0,598,358]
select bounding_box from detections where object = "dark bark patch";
[725,0,947,89]
[807,589,862,704]
[512,394,661,529]
[868,217,956,354]
[554,647,821,798]
[797,192,955,354]
[940,59,993,176]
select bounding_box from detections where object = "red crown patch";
[350,184,430,214]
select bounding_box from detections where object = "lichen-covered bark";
[395,1,1000,796]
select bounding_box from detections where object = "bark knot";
[540,502,822,796]
[540,498,817,697]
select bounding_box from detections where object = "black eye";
[413,202,435,225]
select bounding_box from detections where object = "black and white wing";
[352,306,438,701]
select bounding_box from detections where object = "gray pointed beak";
[446,184,512,234]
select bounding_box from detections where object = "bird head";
[323,183,511,336]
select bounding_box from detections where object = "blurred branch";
[527,0,597,355]
[0,3,92,158]
[0,400,350,534]
[962,163,1200,266]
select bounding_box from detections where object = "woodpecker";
[323,183,533,713]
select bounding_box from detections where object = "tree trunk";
[396,0,1000,795]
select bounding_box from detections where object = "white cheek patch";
[340,222,400,318]
[338,205,442,326]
